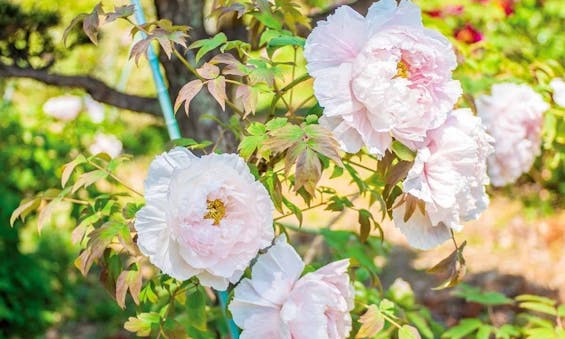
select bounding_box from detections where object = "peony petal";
[392,199,452,250]
[304,6,369,77]
[367,0,423,34]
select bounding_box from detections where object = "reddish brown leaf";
[197,63,220,80]
[235,85,257,117]
[82,4,102,45]
[116,270,143,309]
[174,80,203,115]
[294,148,321,196]
[207,76,226,111]
[130,38,152,65]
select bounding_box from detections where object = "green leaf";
[186,287,207,331]
[124,312,160,337]
[123,203,143,219]
[71,170,107,194]
[399,325,421,339]
[441,318,482,339]
[358,209,372,243]
[518,301,557,316]
[475,325,493,339]
[189,33,228,63]
[391,140,416,161]
[61,154,87,187]
[515,294,557,306]
[268,35,306,47]
[452,284,513,306]
[265,117,288,130]
[282,197,302,225]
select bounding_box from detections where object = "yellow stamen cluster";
[395,60,409,79]
[204,199,226,225]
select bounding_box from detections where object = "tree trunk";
[153,0,235,150]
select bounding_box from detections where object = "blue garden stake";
[130,1,240,338]
[131,0,181,140]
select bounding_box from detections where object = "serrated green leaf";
[189,33,227,63]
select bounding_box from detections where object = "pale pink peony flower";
[392,109,493,249]
[84,96,105,123]
[229,235,354,339]
[134,147,274,290]
[476,83,548,186]
[549,78,565,107]
[43,95,82,121]
[88,133,123,158]
[304,0,461,156]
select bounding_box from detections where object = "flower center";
[395,59,410,79]
[204,199,226,225]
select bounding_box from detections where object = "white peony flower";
[84,96,105,123]
[304,0,461,156]
[88,133,123,158]
[134,147,274,290]
[229,235,354,339]
[43,95,82,121]
[393,109,494,249]
[476,83,548,186]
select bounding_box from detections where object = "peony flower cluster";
[392,109,493,249]
[134,147,274,290]
[304,0,461,156]
[476,83,548,186]
[229,235,354,339]
[305,0,494,249]
[88,133,123,158]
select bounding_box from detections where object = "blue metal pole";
[130,2,239,338]
[131,0,181,140]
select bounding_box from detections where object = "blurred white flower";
[84,96,105,123]
[549,78,565,107]
[476,83,548,186]
[43,95,82,121]
[134,147,274,290]
[88,133,123,158]
[229,235,354,339]
[304,0,461,156]
[392,109,494,249]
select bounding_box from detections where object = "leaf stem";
[88,159,143,197]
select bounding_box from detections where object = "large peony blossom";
[392,109,493,249]
[134,147,274,290]
[43,95,82,121]
[476,83,548,186]
[88,133,123,158]
[304,0,461,156]
[549,78,565,107]
[229,235,354,339]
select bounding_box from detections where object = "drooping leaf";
[207,76,226,111]
[174,80,203,115]
[428,241,467,290]
[10,197,41,227]
[71,170,107,194]
[61,154,87,187]
[116,269,143,309]
[82,3,102,45]
[358,209,372,243]
[104,4,135,23]
[294,148,322,196]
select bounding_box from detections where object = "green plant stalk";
[130,1,239,338]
